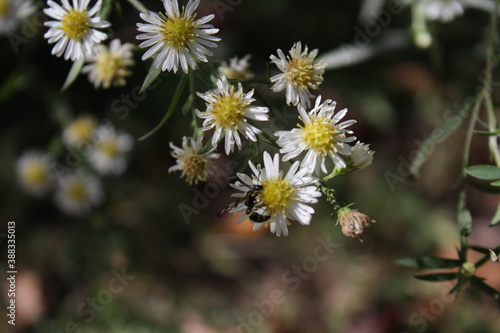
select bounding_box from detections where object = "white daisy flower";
[275,96,356,175]
[15,150,54,197]
[230,152,321,237]
[43,0,111,61]
[136,0,220,73]
[88,125,134,175]
[217,55,254,81]
[55,170,103,216]
[81,38,135,89]
[349,141,374,171]
[270,41,326,108]
[169,135,220,185]
[62,115,97,148]
[195,75,269,155]
[420,0,464,22]
[0,0,36,35]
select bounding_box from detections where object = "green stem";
[139,74,189,141]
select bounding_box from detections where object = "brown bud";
[337,208,376,242]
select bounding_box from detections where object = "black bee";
[217,184,270,223]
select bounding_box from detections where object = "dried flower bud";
[337,207,375,242]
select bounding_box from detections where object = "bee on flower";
[55,169,104,216]
[169,135,220,185]
[217,55,254,81]
[270,41,326,108]
[43,0,111,61]
[275,95,356,175]
[195,75,269,155]
[136,0,220,73]
[81,38,135,89]
[230,152,322,237]
[15,150,54,197]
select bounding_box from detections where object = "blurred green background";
[1,0,500,332]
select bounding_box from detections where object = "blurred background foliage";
[1,0,500,332]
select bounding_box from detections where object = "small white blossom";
[88,125,134,175]
[16,150,54,197]
[276,96,356,175]
[62,115,97,148]
[43,0,111,61]
[270,41,326,108]
[349,142,374,170]
[55,170,103,216]
[421,0,464,22]
[0,0,36,35]
[230,152,321,237]
[195,75,269,155]
[218,55,254,81]
[81,38,135,89]
[136,0,220,73]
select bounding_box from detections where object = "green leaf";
[126,0,147,12]
[458,190,472,237]
[139,64,164,95]
[467,178,500,194]
[490,201,500,226]
[139,74,188,141]
[474,129,500,136]
[466,165,500,180]
[414,272,458,282]
[394,256,460,269]
[61,58,84,92]
[470,276,500,300]
[491,180,500,186]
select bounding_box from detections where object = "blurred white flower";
[55,170,103,216]
[0,0,36,35]
[270,41,326,108]
[169,136,220,185]
[275,96,356,175]
[230,152,321,237]
[16,150,54,197]
[136,0,220,73]
[195,75,269,155]
[88,125,134,175]
[217,55,254,81]
[421,0,464,22]
[82,38,135,89]
[43,0,110,61]
[62,115,97,148]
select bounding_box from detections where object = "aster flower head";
[43,0,111,61]
[276,96,356,175]
[88,125,134,175]
[348,141,374,171]
[136,0,220,73]
[55,169,103,216]
[62,115,97,147]
[218,55,254,81]
[230,152,322,237]
[195,75,269,155]
[0,0,36,35]
[81,38,135,89]
[169,135,220,185]
[420,0,464,22]
[270,41,326,108]
[16,150,54,197]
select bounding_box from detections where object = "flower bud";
[337,207,375,242]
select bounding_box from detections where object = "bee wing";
[216,198,245,220]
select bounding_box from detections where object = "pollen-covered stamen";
[301,115,342,156]
[160,15,196,50]
[179,153,211,184]
[287,56,320,89]
[259,178,295,216]
[24,163,46,184]
[61,9,90,41]
[96,53,125,83]
[98,139,120,158]
[210,92,248,129]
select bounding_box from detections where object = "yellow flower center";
[259,178,295,216]
[67,182,88,203]
[96,51,127,88]
[181,153,209,185]
[301,115,340,156]
[61,9,90,41]
[98,139,120,158]
[210,92,247,129]
[161,15,196,50]
[68,116,96,145]
[0,0,11,17]
[287,57,320,89]
[23,163,46,185]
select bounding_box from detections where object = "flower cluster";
[16,115,133,216]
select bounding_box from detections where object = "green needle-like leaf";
[61,58,84,92]
[394,256,460,269]
[470,276,500,300]
[139,64,164,95]
[414,272,458,282]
